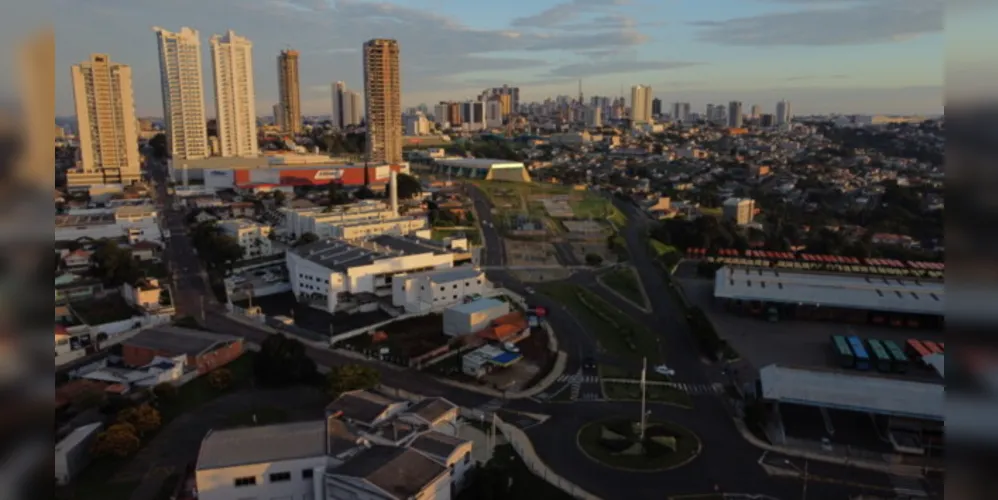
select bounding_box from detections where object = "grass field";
[602,382,693,408]
[649,239,679,257]
[577,417,701,471]
[536,283,665,379]
[600,267,646,307]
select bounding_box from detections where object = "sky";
[48,0,959,118]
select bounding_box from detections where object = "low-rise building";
[285,235,460,313]
[391,267,489,313]
[195,392,469,500]
[121,326,244,375]
[218,219,274,258]
[55,205,162,243]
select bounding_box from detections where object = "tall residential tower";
[630,85,653,124]
[153,26,208,160]
[210,30,258,157]
[331,81,362,129]
[277,49,301,134]
[69,54,141,185]
[363,39,402,164]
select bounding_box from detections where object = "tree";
[394,173,422,200]
[253,333,318,387]
[326,364,380,398]
[190,221,244,272]
[92,423,141,458]
[272,190,286,206]
[152,382,178,402]
[354,186,376,200]
[208,368,234,391]
[90,240,141,286]
[464,211,475,225]
[117,403,161,436]
[295,232,319,247]
[72,385,107,410]
[149,133,168,158]
[585,253,603,266]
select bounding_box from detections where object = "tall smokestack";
[390,170,399,216]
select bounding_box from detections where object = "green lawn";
[536,284,665,375]
[649,239,678,257]
[699,206,722,218]
[602,382,693,408]
[608,205,628,228]
[600,267,646,307]
[161,353,256,421]
[577,418,701,471]
[570,198,610,218]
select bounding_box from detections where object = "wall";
[195,455,326,500]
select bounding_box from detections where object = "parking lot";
[676,275,945,374]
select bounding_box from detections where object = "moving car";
[524,286,535,295]
[582,356,597,370]
[654,365,675,377]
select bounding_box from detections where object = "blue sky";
[52,0,950,117]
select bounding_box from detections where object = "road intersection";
[147,162,909,499]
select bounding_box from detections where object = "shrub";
[208,368,233,391]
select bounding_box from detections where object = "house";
[61,248,94,270]
[129,240,160,261]
[398,397,460,434]
[55,273,104,305]
[325,445,451,500]
[121,326,243,375]
[407,431,475,495]
[325,390,410,429]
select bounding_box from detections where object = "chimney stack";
[390,170,399,216]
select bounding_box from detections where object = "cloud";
[512,0,630,28]
[548,60,701,78]
[691,0,942,46]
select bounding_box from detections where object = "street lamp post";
[785,459,808,500]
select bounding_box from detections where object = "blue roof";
[489,351,522,366]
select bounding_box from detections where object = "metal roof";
[759,365,944,421]
[435,158,524,169]
[713,266,944,315]
[197,420,327,470]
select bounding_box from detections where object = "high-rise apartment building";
[69,54,141,185]
[210,30,258,158]
[331,81,362,129]
[776,100,792,126]
[723,198,756,226]
[585,106,602,127]
[277,49,301,134]
[153,26,209,160]
[460,100,485,130]
[728,101,743,128]
[403,111,430,136]
[362,39,402,164]
[485,85,519,116]
[485,99,503,128]
[671,102,691,123]
[750,104,761,119]
[630,85,653,124]
[651,97,662,117]
[273,103,285,129]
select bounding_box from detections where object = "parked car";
[502,342,519,353]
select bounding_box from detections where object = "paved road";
[146,174,902,499]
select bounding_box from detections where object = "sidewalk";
[731,417,936,477]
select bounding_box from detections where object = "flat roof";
[435,158,525,169]
[759,365,944,421]
[197,420,326,470]
[56,213,115,227]
[126,326,240,357]
[422,267,483,284]
[448,297,506,315]
[291,238,386,272]
[369,234,449,256]
[713,266,944,315]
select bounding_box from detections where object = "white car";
[654,365,675,377]
[524,286,535,295]
[502,342,520,353]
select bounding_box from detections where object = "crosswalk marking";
[667,382,725,395]
[555,374,600,384]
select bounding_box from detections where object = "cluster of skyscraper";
[69,29,406,185]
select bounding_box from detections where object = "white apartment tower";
[153,26,209,160]
[210,30,258,158]
[363,39,403,164]
[630,85,653,124]
[331,81,362,129]
[776,100,792,126]
[69,54,141,185]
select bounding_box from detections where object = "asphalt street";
[149,170,906,499]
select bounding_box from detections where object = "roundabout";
[576,416,702,472]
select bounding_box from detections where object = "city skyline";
[55,0,945,117]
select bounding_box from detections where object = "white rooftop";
[435,158,524,169]
[196,420,326,470]
[759,365,944,421]
[713,266,944,315]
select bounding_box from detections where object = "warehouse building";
[759,364,944,456]
[55,205,162,243]
[169,154,409,188]
[713,266,944,328]
[432,158,531,182]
